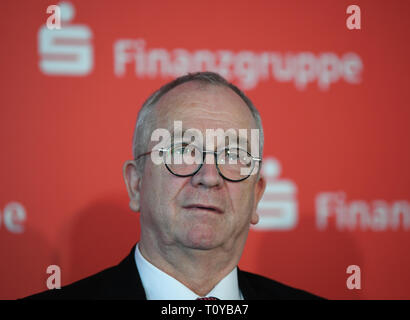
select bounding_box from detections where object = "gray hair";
[132,71,264,175]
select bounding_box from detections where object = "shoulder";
[22,245,145,300]
[238,269,324,300]
[23,265,120,300]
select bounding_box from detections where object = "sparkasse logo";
[38,1,93,76]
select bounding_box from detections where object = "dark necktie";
[196,296,220,300]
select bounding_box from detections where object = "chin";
[183,226,220,250]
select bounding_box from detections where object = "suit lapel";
[237,268,258,300]
[99,244,147,300]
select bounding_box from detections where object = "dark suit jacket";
[25,244,323,300]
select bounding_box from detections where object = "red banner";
[0,0,409,299]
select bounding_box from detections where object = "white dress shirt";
[134,243,244,300]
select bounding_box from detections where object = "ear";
[250,175,266,225]
[123,160,142,213]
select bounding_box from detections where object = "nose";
[190,153,223,188]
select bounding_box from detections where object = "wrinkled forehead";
[153,81,257,132]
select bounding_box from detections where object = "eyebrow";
[169,128,251,151]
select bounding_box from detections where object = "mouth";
[183,204,224,214]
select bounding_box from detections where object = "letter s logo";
[38,2,93,76]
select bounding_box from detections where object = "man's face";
[135,82,265,252]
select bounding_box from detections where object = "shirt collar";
[134,243,243,300]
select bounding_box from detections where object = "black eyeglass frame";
[135,143,262,182]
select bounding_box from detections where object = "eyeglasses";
[136,143,262,182]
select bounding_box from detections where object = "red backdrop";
[1,0,409,299]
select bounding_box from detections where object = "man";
[26,72,322,300]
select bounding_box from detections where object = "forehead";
[154,81,257,131]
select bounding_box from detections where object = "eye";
[172,147,183,156]
[184,145,197,157]
[172,144,201,160]
[226,148,252,166]
[223,148,239,162]
[172,143,189,155]
[240,154,252,167]
[228,150,239,161]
